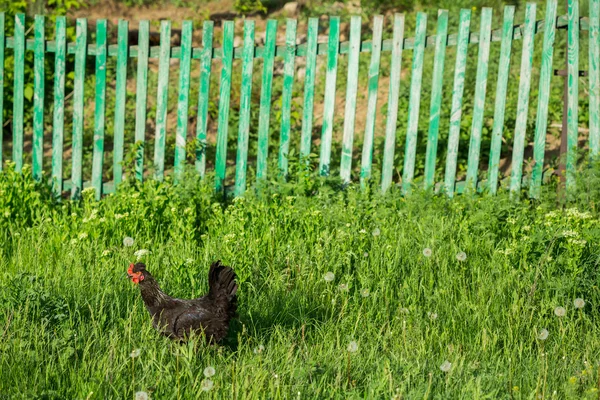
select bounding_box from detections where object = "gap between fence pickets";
[2,14,590,60]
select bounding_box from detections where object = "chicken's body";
[128,261,237,343]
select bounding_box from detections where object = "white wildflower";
[203,366,216,378]
[347,341,358,353]
[201,378,214,391]
[440,360,452,372]
[324,272,335,282]
[359,229,367,234]
[574,298,585,309]
[135,391,149,400]
[78,232,88,240]
[134,249,151,259]
[254,344,265,354]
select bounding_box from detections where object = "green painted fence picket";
[51,16,66,196]
[509,3,536,196]
[277,19,297,178]
[487,6,515,194]
[530,0,558,199]
[12,13,24,173]
[381,13,405,193]
[319,16,340,177]
[444,9,471,198]
[71,18,87,199]
[256,19,278,182]
[113,20,129,187]
[174,20,193,183]
[423,10,448,191]
[464,8,492,192]
[32,15,44,182]
[1,5,598,201]
[359,15,383,187]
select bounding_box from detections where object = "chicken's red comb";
[127,264,134,275]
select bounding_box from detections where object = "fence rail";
[1,0,599,200]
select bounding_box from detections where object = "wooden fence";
[0,0,599,200]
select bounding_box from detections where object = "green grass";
[2,164,600,399]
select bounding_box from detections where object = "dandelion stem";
[347,351,351,387]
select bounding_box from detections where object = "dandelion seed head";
[574,298,585,309]
[440,360,452,372]
[203,366,216,378]
[201,378,214,392]
[324,272,335,282]
[134,249,151,259]
[372,228,381,237]
[123,237,134,247]
[254,344,265,354]
[347,341,358,353]
[428,312,438,320]
[363,252,369,258]
[554,306,566,317]
[423,248,432,258]
[130,348,141,358]
[135,391,149,400]
[538,328,549,340]
[338,283,349,292]
[456,251,467,262]
[361,288,370,298]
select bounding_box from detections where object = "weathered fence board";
[256,19,278,182]
[530,0,558,199]
[71,18,87,199]
[234,20,255,197]
[487,6,515,195]
[51,16,66,196]
[174,20,193,182]
[113,20,129,187]
[381,13,404,193]
[91,19,107,200]
[509,3,536,195]
[32,15,44,182]
[319,16,340,177]
[444,9,471,198]
[195,21,214,178]
[423,10,448,191]
[402,12,427,194]
[465,8,492,192]
[359,15,383,187]
[278,19,297,178]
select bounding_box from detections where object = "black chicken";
[127,260,238,343]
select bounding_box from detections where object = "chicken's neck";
[138,276,173,312]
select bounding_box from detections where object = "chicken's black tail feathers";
[208,260,238,319]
